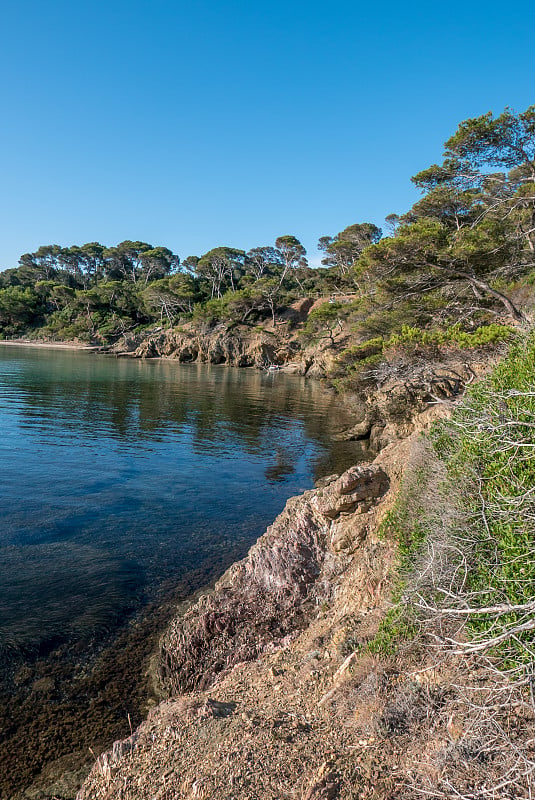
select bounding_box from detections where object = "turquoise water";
[0,345,361,650]
[0,345,364,797]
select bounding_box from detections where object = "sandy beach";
[0,339,101,351]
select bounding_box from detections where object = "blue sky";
[0,0,534,269]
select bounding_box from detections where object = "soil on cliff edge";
[75,433,436,800]
[77,389,535,799]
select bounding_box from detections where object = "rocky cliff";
[111,317,479,454]
[111,314,330,376]
[76,438,418,800]
[158,464,390,697]
[74,317,524,800]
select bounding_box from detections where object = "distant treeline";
[0,229,380,341]
[1,105,534,345]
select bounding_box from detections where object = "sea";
[0,344,366,798]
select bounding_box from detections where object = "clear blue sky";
[1,0,534,269]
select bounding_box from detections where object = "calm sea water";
[0,344,364,797]
[0,345,363,650]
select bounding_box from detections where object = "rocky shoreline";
[3,323,497,799]
[2,310,484,453]
[104,323,490,453]
[157,464,390,697]
[76,426,443,800]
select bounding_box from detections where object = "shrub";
[432,335,535,667]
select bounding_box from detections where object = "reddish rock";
[159,465,389,696]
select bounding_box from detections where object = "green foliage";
[318,222,382,277]
[337,337,384,365]
[142,273,200,324]
[0,286,42,334]
[41,316,93,342]
[331,324,514,393]
[387,322,514,349]
[443,106,535,172]
[191,297,227,327]
[299,301,344,343]
[365,603,418,656]
[35,280,150,342]
[331,338,384,391]
[353,297,445,339]
[364,459,437,657]
[307,301,343,322]
[379,470,429,561]
[432,335,535,666]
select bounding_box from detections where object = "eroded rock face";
[76,437,422,800]
[312,466,389,520]
[123,328,301,370]
[158,464,389,696]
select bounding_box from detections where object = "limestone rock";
[312,466,389,519]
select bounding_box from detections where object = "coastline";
[0,339,102,351]
[0,319,339,381]
[1,333,504,798]
[76,438,414,800]
[77,395,462,800]
[0,345,367,800]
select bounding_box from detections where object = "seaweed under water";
[0,347,367,798]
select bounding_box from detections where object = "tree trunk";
[435,263,528,323]
[464,275,526,323]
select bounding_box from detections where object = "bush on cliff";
[367,333,535,670]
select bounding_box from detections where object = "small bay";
[0,344,365,797]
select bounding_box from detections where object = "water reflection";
[10,353,352,453]
[264,447,297,482]
[0,345,369,798]
[0,346,365,651]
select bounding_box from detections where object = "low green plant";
[432,335,535,667]
[377,475,428,561]
[331,324,514,393]
[387,322,514,349]
[366,602,419,656]
[299,301,345,344]
[364,458,434,656]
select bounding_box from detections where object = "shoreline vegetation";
[0,339,100,349]
[2,106,535,798]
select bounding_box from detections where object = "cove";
[0,344,366,798]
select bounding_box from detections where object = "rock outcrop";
[158,464,389,696]
[77,450,404,800]
[114,325,303,370]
